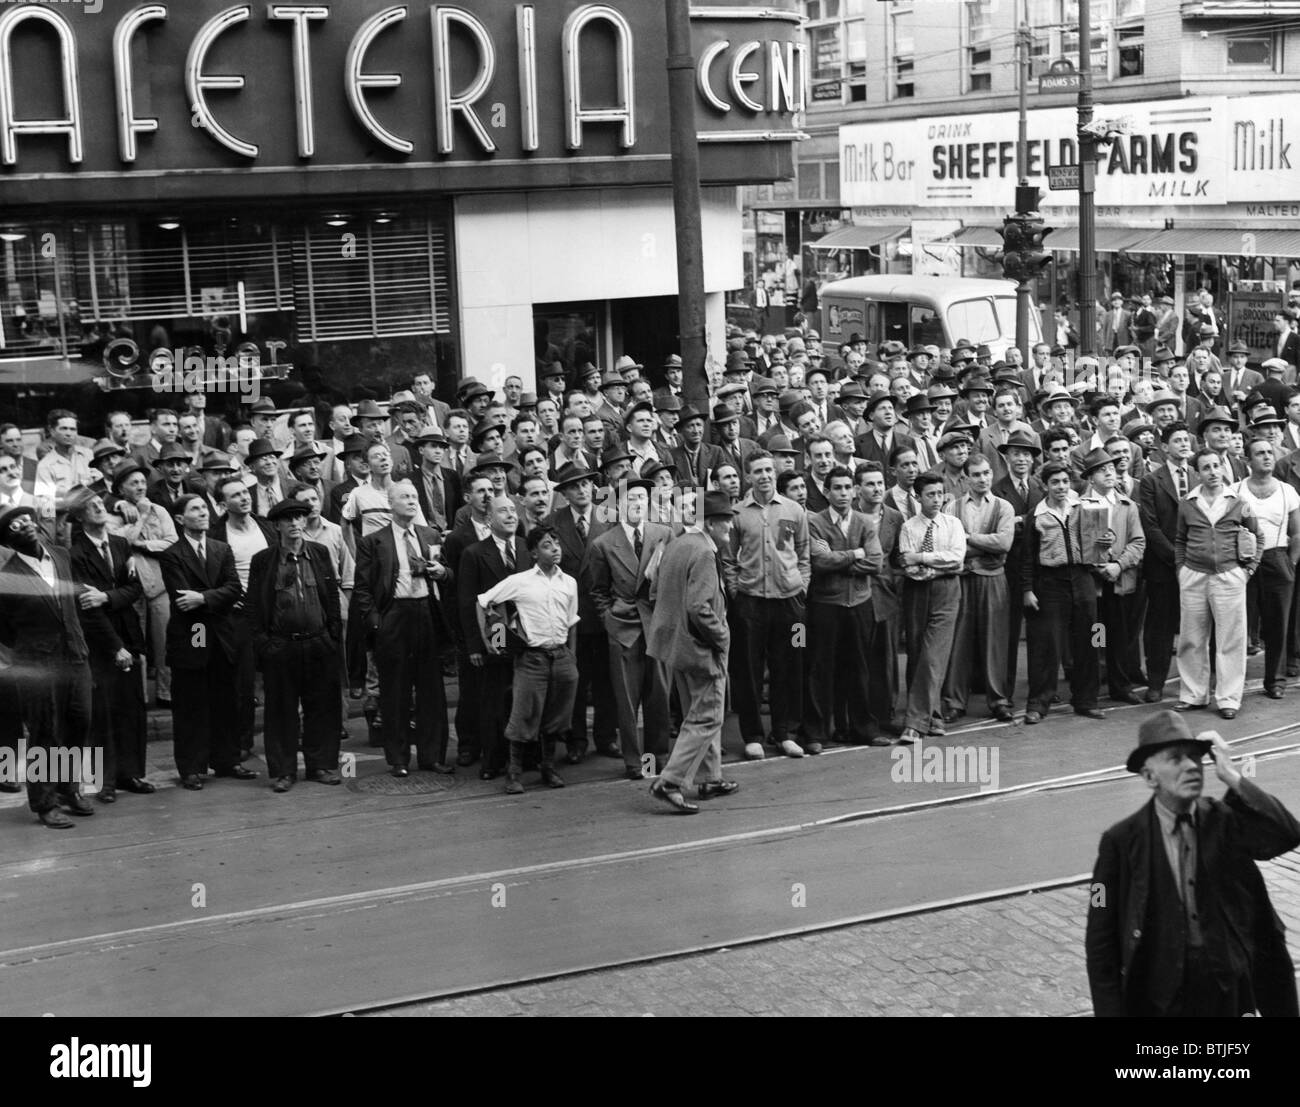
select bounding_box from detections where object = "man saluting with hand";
[1086,710,1300,1017]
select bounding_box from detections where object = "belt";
[393,595,430,604]
[281,630,325,641]
[525,643,568,655]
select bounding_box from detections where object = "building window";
[1114,0,1144,78]
[890,5,915,100]
[798,162,823,202]
[1062,0,1107,75]
[825,160,841,204]
[809,22,844,103]
[1228,35,1277,70]
[966,0,994,92]
[805,0,841,19]
[846,18,868,101]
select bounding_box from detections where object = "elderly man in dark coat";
[1086,710,1300,1017]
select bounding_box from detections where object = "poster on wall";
[910,221,963,278]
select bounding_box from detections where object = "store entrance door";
[613,295,679,390]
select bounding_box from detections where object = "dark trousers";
[374,600,449,770]
[454,647,483,758]
[569,631,616,750]
[1098,581,1137,697]
[261,634,343,779]
[171,651,240,777]
[1143,575,1181,692]
[92,656,147,786]
[1004,578,1026,696]
[942,573,1011,715]
[346,604,369,688]
[1252,563,1295,693]
[506,645,579,743]
[1026,566,1099,713]
[1125,583,1147,680]
[21,660,93,813]
[806,601,872,745]
[732,593,805,745]
[865,615,898,736]
[607,632,670,769]
[902,576,961,732]
[231,607,257,752]
[0,669,24,761]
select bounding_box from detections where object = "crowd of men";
[5,311,1300,824]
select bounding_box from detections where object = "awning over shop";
[1046,226,1153,253]
[1126,227,1300,257]
[809,224,908,250]
[948,225,1004,248]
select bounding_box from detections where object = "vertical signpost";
[1076,0,1097,356]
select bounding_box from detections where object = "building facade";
[745,0,1300,355]
[0,0,802,424]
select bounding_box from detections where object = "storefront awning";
[948,225,1004,248]
[1126,227,1300,257]
[1044,226,1154,253]
[808,224,908,250]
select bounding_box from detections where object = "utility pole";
[1015,9,1031,367]
[665,0,710,412]
[1076,0,1096,356]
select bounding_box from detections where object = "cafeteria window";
[911,305,945,347]
[534,303,605,380]
[946,298,1001,345]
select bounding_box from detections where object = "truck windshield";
[945,298,1002,345]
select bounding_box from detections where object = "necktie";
[427,472,444,516]
[1018,480,1028,503]
[920,520,935,553]
[100,539,113,575]
[1176,466,1188,499]
[1175,813,1195,914]
[502,539,515,570]
[633,526,643,560]
[404,529,420,574]
[907,492,918,518]
[576,514,587,542]
[196,540,205,564]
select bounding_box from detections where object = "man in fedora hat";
[149,441,202,518]
[856,391,913,476]
[286,443,336,513]
[994,429,1045,694]
[1086,711,1300,1017]
[652,392,683,452]
[979,386,1036,484]
[1099,291,1132,356]
[653,355,685,406]
[1154,294,1179,353]
[1223,340,1262,403]
[646,491,740,813]
[670,406,727,490]
[1198,406,1248,481]
[246,437,289,517]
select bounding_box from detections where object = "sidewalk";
[382,857,1300,1017]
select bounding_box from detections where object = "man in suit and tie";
[855,463,903,740]
[159,494,252,790]
[1154,295,1179,355]
[351,482,452,777]
[546,463,617,761]
[806,466,883,749]
[652,354,686,406]
[411,370,451,430]
[750,378,783,440]
[411,428,460,533]
[0,424,38,495]
[1098,291,1133,356]
[457,493,533,778]
[993,431,1045,697]
[1199,407,1249,481]
[652,394,683,452]
[246,438,288,516]
[645,491,739,812]
[130,407,180,471]
[712,402,757,485]
[1139,421,1195,701]
[1087,713,1300,1017]
[856,392,914,474]
[0,505,96,827]
[588,479,672,780]
[330,434,370,527]
[1271,311,1300,376]
[669,406,726,490]
[1221,340,1264,406]
[67,489,153,804]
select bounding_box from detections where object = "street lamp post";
[1076,0,1097,357]
[665,0,710,412]
[1015,11,1031,367]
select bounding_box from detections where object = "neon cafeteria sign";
[0,3,807,166]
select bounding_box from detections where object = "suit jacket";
[1085,780,1300,1017]
[1273,329,1300,371]
[1155,310,1179,352]
[247,541,343,659]
[1138,464,1182,582]
[547,506,612,633]
[855,429,915,480]
[412,464,463,533]
[646,530,728,677]
[69,531,145,659]
[808,508,882,607]
[353,523,449,633]
[1221,366,1264,400]
[159,535,242,668]
[249,476,289,518]
[456,533,534,653]
[329,475,359,527]
[863,505,903,623]
[201,414,231,450]
[993,474,1046,595]
[669,442,727,489]
[588,521,670,647]
[1077,488,1146,595]
[1098,308,1132,354]
[0,544,91,664]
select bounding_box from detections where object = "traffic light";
[998,213,1053,284]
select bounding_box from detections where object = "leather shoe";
[564,748,584,765]
[743,742,766,761]
[1143,689,1163,704]
[941,709,964,724]
[992,706,1015,722]
[120,778,155,794]
[61,795,94,816]
[1266,687,1285,700]
[649,779,699,814]
[306,769,341,785]
[624,766,646,781]
[1288,662,1300,678]
[456,751,478,767]
[896,728,921,745]
[1174,701,1207,712]
[867,736,893,747]
[1075,708,1106,720]
[38,809,74,829]
[805,741,823,755]
[180,774,204,790]
[96,788,116,804]
[479,767,502,781]
[391,766,409,778]
[430,762,456,775]
[1024,711,1043,725]
[779,739,805,759]
[213,764,258,780]
[272,776,295,793]
[1111,691,1142,705]
[596,744,622,759]
[1219,707,1238,720]
[540,767,566,789]
[0,781,22,793]
[698,779,740,799]
[504,774,524,795]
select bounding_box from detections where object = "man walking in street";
[646,492,740,813]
